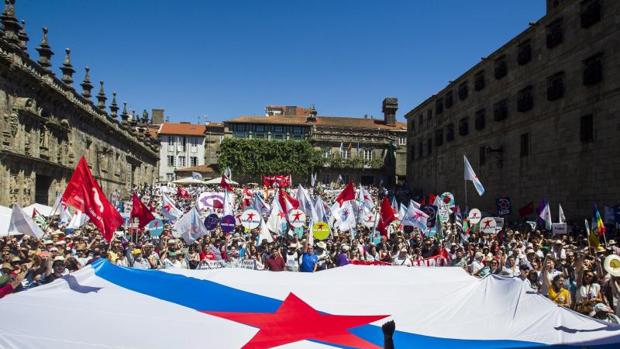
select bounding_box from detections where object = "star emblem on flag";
[246,212,255,220]
[292,212,302,221]
[203,293,388,349]
[482,220,492,228]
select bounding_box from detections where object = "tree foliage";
[218,138,324,177]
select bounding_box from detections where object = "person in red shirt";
[265,247,285,271]
[0,270,25,299]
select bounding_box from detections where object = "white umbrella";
[203,176,239,186]
[171,177,206,185]
[23,203,53,217]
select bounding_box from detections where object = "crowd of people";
[1,182,619,324]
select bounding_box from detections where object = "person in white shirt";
[392,248,412,267]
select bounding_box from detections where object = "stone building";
[157,122,206,182]
[405,0,618,219]
[225,98,407,186]
[0,1,159,206]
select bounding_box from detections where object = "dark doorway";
[35,174,52,204]
[361,176,374,186]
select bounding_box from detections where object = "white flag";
[398,203,407,221]
[173,207,209,244]
[267,195,285,234]
[314,196,329,223]
[296,184,317,222]
[7,204,44,239]
[464,155,485,196]
[162,193,183,221]
[333,201,356,232]
[67,209,89,229]
[258,216,273,243]
[558,204,566,224]
[402,204,429,232]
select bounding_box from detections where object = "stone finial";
[96,80,107,110]
[17,20,29,53]
[141,109,149,124]
[36,27,54,72]
[80,66,93,98]
[60,48,75,86]
[109,92,118,119]
[121,102,129,123]
[1,0,20,46]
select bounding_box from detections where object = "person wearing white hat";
[392,247,412,267]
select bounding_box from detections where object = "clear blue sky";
[17,0,544,123]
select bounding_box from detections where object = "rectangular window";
[479,146,486,166]
[458,117,469,136]
[458,81,469,101]
[435,98,444,115]
[446,123,455,142]
[418,114,424,129]
[475,109,486,130]
[494,56,508,80]
[323,148,331,158]
[427,109,433,120]
[340,149,351,159]
[583,52,603,86]
[178,156,186,167]
[398,137,406,145]
[547,72,565,101]
[166,173,174,181]
[274,126,283,133]
[520,133,530,157]
[435,129,444,147]
[190,156,198,166]
[580,114,594,143]
[546,18,563,49]
[427,138,432,155]
[517,40,532,65]
[255,125,265,132]
[494,99,509,121]
[293,127,303,134]
[474,71,485,91]
[517,85,534,112]
[445,91,454,109]
[363,149,373,161]
[167,155,174,167]
[581,0,601,29]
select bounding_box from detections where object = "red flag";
[61,156,123,241]
[131,193,155,229]
[278,189,299,214]
[428,193,436,206]
[377,197,397,237]
[335,182,356,206]
[518,202,534,217]
[220,175,234,192]
[177,186,190,199]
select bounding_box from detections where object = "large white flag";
[333,201,356,232]
[258,216,273,243]
[7,204,44,239]
[539,202,552,230]
[398,203,407,221]
[296,184,317,222]
[67,209,89,229]
[464,155,485,196]
[267,195,286,234]
[558,204,566,224]
[252,192,271,217]
[173,207,209,244]
[314,196,329,223]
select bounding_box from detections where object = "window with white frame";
[190,156,198,166]
[166,173,174,181]
[167,136,174,152]
[398,137,407,145]
[178,156,186,167]
[340,149,351,159]
[190,137,197,153]
[167,155,175,167]
[363,149,373,161]
[323,148,332,158]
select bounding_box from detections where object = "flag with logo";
[162,193,183,221]
[173,207,209,244]
[61,156,123,241]
[464,155,485,196]
[8,204,45,239]
[539,202,552,231]
[192,172,203,181]
[402,204,429,232]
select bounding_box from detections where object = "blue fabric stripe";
[91,260,619,349]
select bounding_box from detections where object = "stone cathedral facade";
[0,1,159,207]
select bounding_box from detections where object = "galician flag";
[402,204,429,232]
[173,207,209,244]
[464,155,485,196]
[162,193,183,221]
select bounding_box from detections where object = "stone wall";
[0,21,158,206]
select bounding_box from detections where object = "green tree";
[218,138,324,177]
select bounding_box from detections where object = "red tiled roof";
[175,164,219,174]
[158,123,206,136]
[226,115,406,131]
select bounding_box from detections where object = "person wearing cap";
[470,252,486,277]
[335,245,350,267]
[590,303,620,324]
[285,243,299,272]
[315,241,329,271]
[551,239,566,261]
[42,256,67,284]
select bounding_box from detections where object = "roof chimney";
[382,97,398,126]
[151,108,164,124]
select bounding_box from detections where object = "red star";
[246,212,255,220]
[277,211,286,219]
[163,203,172,212]
[316,223,324,229]
[203,293,387,349]
[292,212,302,221]
[483,219,492,228]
